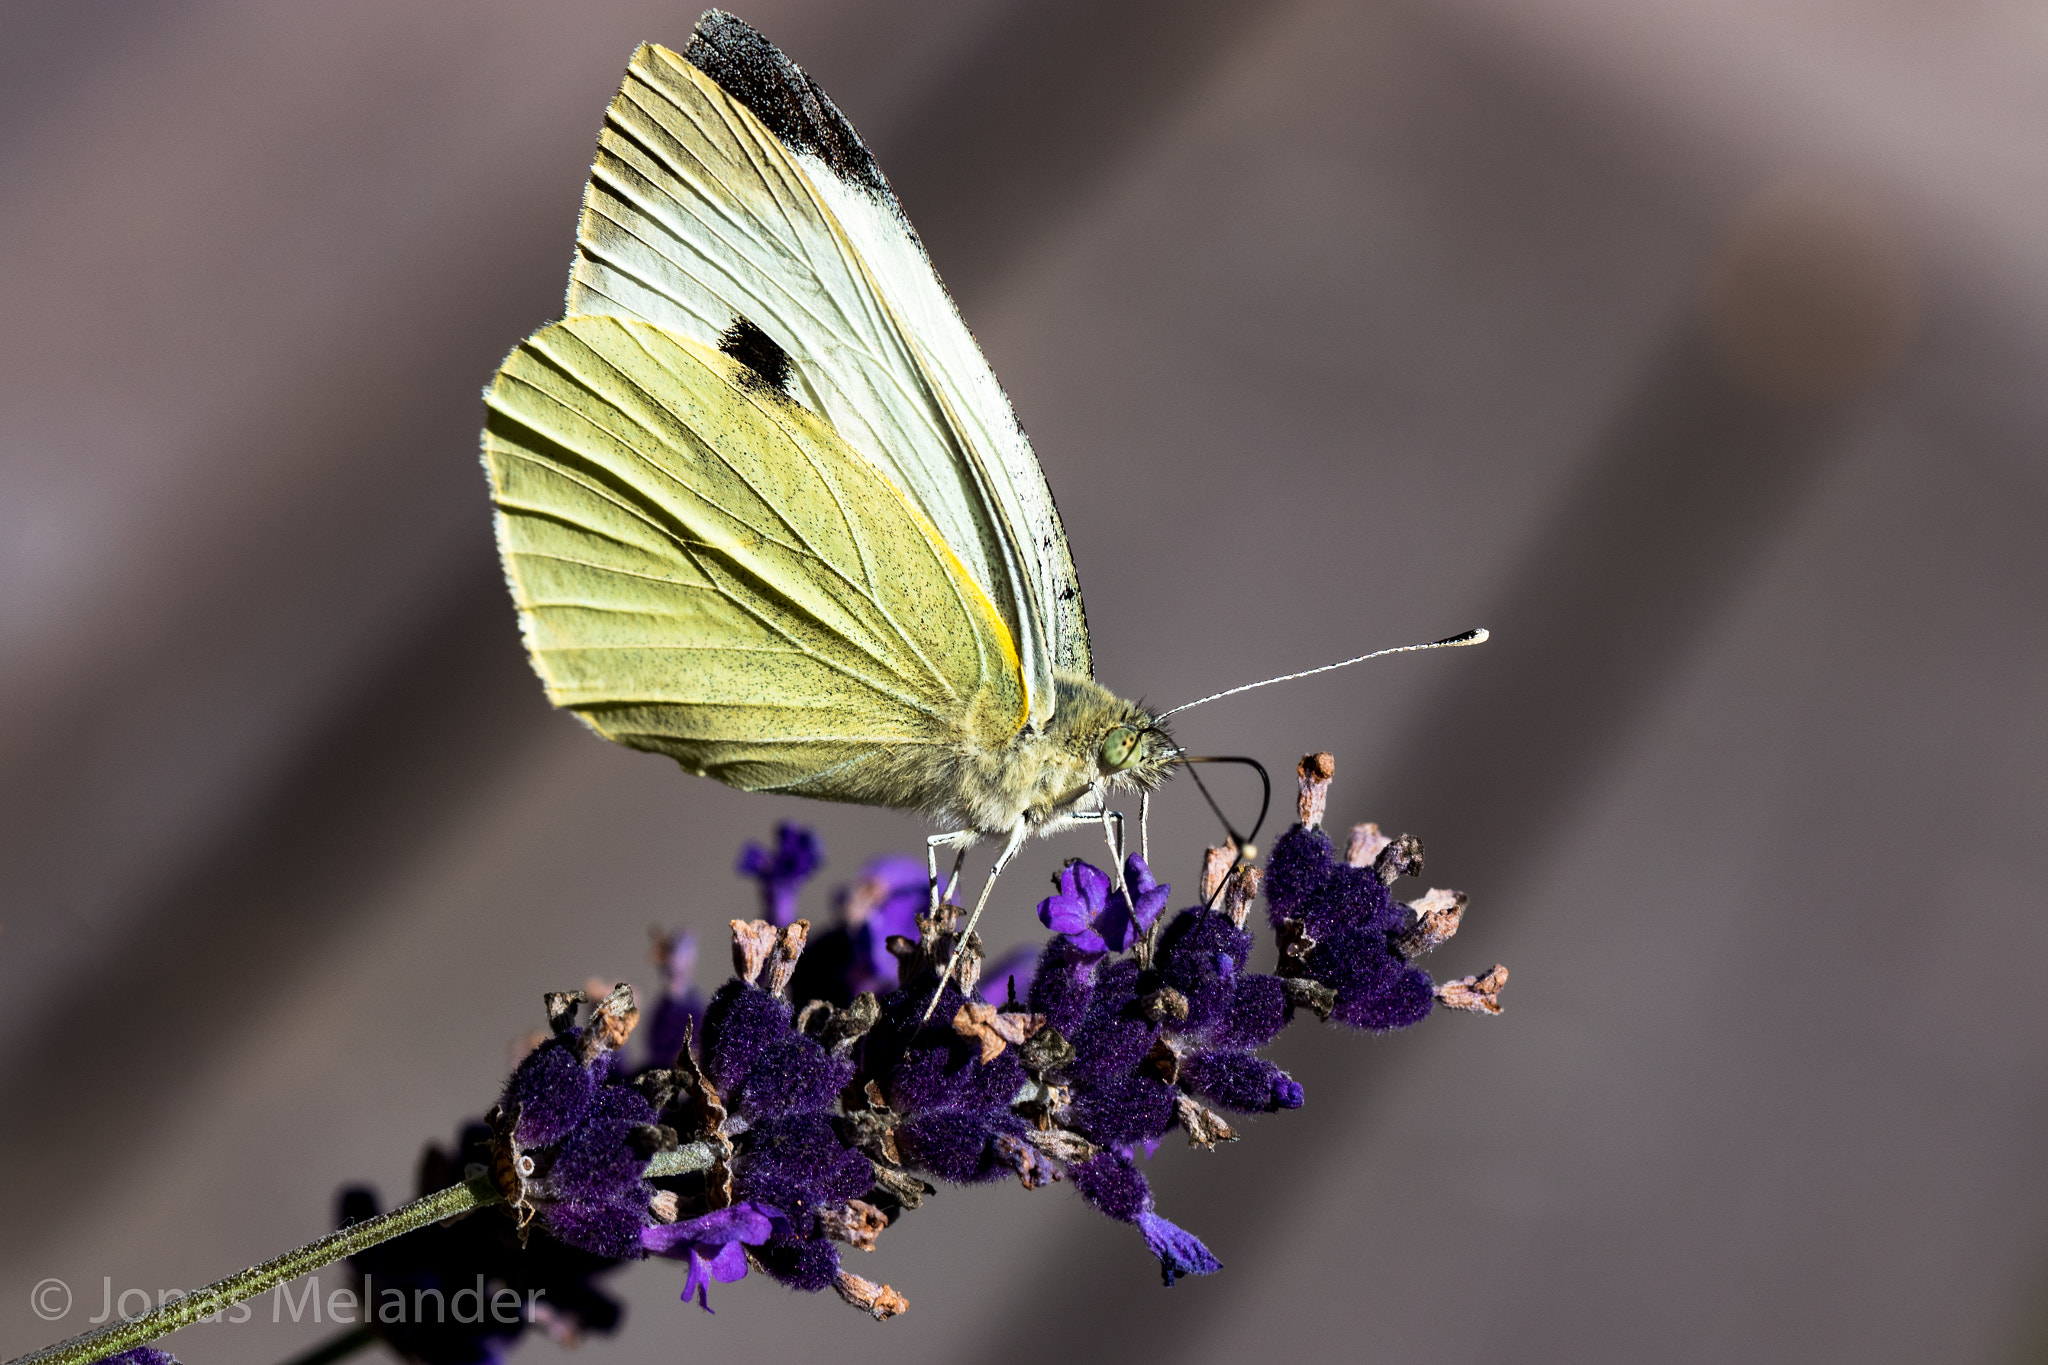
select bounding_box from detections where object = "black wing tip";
[717,315,794,395]
[684,9,894,203]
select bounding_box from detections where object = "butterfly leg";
[1038,800,1126,887]
[1099,806,1126,879]
[926,830,976,915]
[1139,790,1151,866]
[923,822,1028,1021]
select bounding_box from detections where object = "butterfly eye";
[1100,726,1141,772]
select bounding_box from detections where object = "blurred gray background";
[3,1,2046,1362]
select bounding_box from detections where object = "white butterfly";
[481,10,1482,1004]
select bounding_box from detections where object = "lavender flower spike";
[739,823,824,926]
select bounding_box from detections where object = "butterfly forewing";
[563,24,1089,730]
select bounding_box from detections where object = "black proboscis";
[1175,754,1272,906]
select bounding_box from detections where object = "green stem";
[5,1177,499,1365]
[646,1144,715,1179]
[7,1140,717,1365]
[274,1324,377,1365]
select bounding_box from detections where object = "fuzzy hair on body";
[734,672,1176,841]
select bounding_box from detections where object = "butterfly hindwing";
[483,313,1027,805]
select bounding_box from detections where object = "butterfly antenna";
[1154,628,1489,720]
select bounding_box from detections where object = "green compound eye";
[1100,726,1141,772]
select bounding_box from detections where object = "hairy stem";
[8,1139,719,1365]
[646,1144,715,1179]
[4,1177,500,1365]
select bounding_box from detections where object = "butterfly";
[480,10,1482,1003]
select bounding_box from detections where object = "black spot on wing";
[718,315,793,395]
[685,10,896,208]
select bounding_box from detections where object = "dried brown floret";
[833,1271,908,1320]
[1344,821,1390,868]
[1174,1094,1238,1149]
[1394,887,1466,957]
[1296,751,1336,829]
[1436,964,1509,1015]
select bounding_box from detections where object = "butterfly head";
[1097,719,1176,790]
[1045,673,1175,801]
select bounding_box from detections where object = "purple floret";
[1180,1051,1299,1114]
[1138,1211,1222,1285]
[1027,938,1098,1035]
[503,1038,597,1150]
[1065,957,1160,1082]
[541,1202,649,1261]
[1037,858,1114,953]
[1209,973,1288,1051]
[643,1203,783,1312]
[1308,929,1436,1031]
[1263,825,1400,936]
[1263,825,1337,920]
[1260,822,1439,1032]
[1155,908,1262,1038]
[884,1030,1024,1115]
[755,1233,841,1293]
[1038,857,1172,956]
[548,1087,654,1205]
[684,976,876,1296]
[867,979,1033,1184]
[104,1352,178,1365]
[1069,1070,1178,1147]
[1031,949,1182,1149]
[700,982,798,1094]
[897,1110,1030,1183]
[538,1086,657,1257]
[725,1032,854,1120]
[1157,908,1253,986]
[1307,862,1400,937]
[1072,1153,1223,1286]
[1070,1151,1151,1222]
[733,1114,873,1228]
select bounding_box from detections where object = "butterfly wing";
[563,16,1090,734]
[483,313,1027,809]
